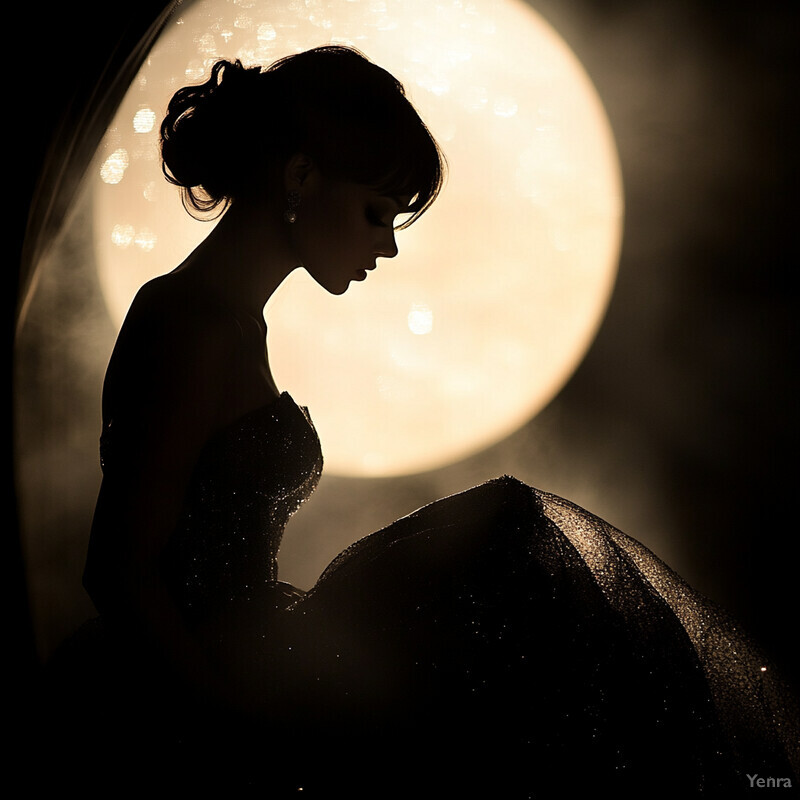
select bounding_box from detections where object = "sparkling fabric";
[159,392,321,618]
[91,392,797,795]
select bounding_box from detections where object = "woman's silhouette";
[47,47,797,797]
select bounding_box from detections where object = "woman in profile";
[57,46,795,796]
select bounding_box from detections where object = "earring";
[284,190,301,223]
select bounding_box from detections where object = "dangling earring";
[284,191,301,223]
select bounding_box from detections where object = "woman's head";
[160,46,445,228]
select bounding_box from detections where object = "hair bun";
[160,59,266,214]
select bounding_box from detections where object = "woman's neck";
[177,198,300,315]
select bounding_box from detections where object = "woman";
[61,47,795,796]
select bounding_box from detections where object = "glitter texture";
[95,392,798,793]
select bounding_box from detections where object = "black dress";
[46,392,798,797]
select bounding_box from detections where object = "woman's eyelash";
[367,211,390,227]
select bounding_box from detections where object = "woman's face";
[291,173,408,295]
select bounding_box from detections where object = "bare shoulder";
[104,272,244,417]
[128,273,242,347]
[121,274,245,367]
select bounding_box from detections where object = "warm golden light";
[99,148,129,184]
[91,0,623,477]
[132,107,157,134]
[408,303,434,336]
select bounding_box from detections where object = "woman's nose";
[376,230,398,259]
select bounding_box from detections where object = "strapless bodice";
[159,392,322,617]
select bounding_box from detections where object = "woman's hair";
[160,46,446,227]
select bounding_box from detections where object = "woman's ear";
[284,153,316,191]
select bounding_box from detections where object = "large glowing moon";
[92,0,623,476]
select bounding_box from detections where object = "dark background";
[10,0,798,715]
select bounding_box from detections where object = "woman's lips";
[355,265,376,280]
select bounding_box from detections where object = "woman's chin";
[328,280,352,296]
[304,267,355,296]
[331,274,366,295]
